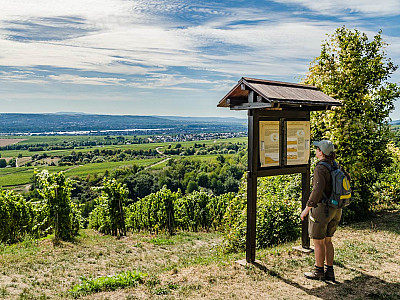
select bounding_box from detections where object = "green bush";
[371,144,400,210]
[207,193,233,230]
[0,189,35,243]
[124,187,231,234]
[125,186,179,234]
[88,178,128,236]
[35,170,80,241]
[174,190,210,231]
[88,195,112,234]
[222,174,301,253]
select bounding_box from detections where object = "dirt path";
[144,146,171,169]
[144,157,171,170]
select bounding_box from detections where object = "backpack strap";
[317,161,335,214]
[317,161,333,172]
[318,160,340,171]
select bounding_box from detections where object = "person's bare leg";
[324,237,334,266]
[313,238,326,267]
[304,238,326,280]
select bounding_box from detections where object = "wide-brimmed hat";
[313,140,334,155]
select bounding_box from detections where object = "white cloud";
[127,73,215,90]
[0,0,134,22]
[49,74,126,85]
[271,0,400,17]
[0,70,48,84]
[0,0,399,96]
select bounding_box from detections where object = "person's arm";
[300,164,327,221]
[306,164,327,207]
[300,206,312,221]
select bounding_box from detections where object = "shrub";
[0,190,35,243]
[89,178,128,236]
[35,170,80,241]
[125,186,179,234]
[207,192,233,231]
[222,174,301,253]
[371,144,400,210]
[125,187,230,234]
[174,190,210,231]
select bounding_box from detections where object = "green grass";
[0,166,69,187]
[63,158,162,178]
[69,270,147,298]
[149,237,175,246]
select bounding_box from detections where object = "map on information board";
[259,121,280,167]
[286,121,310,165]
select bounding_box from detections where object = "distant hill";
[0,113,247,135]
[390,120,400,125]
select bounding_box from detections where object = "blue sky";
[0,0,399,119]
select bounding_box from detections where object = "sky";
[0,0,400,119]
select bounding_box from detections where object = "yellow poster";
[286,121,310,165]
[259,121,280,167]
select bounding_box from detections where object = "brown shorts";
[308,203,342,240]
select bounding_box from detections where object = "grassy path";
[0,210,398,299]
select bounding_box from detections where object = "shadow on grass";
[346,210,400,235]
[253,261,400,300]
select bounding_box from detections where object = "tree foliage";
[305,26,400,218]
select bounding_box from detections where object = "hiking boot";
[304,266,325,280]
[324,265,335,282]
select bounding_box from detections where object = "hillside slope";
[0,210,398,299]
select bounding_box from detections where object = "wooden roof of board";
[217,77,341,110]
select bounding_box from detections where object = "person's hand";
[300,207,311,221]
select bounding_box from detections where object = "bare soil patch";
[0,139,26,147]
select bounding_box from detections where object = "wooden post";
[246,110,258,263]
[301,164,311,249]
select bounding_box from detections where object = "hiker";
[300,140,350,281]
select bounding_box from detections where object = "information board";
[259,121,280,167]
[286,121,310,165]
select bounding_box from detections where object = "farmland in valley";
[0,135,247,188]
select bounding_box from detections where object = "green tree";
[0,159,6,168]
[305,26,400,218]
[186,180,199,194]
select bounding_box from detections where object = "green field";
[0,136,247,158]
[0,158,162,188]
[0,136,247,188]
